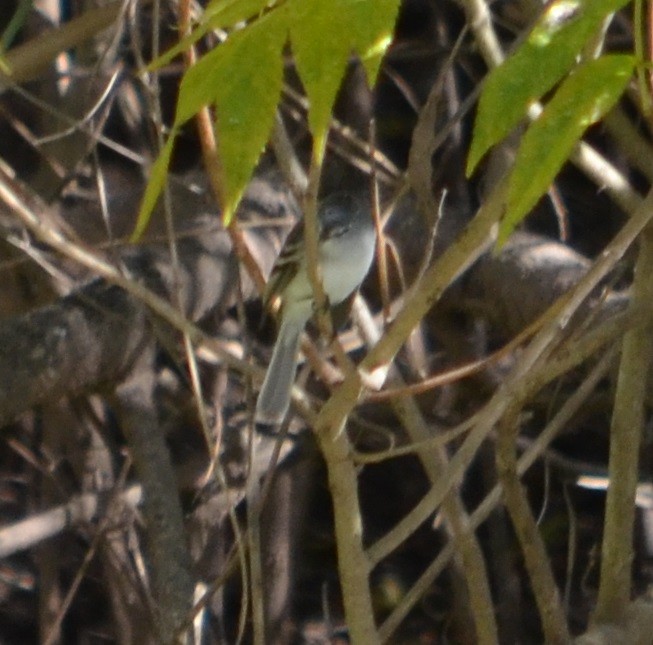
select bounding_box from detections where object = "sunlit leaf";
[289,0,400,145]
[176,6,288,223]
[467,0,631,174]
[132,131,177,241]
[205,0,277,27]
[146,26,214,72]
[499,54,635,246]
[147,0,275,72]
[139,0,400,229]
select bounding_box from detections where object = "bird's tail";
[255,315,305,425]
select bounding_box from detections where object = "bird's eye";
[327,223,350,238]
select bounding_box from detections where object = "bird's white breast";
[319,226,376,304]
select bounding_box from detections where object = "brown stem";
[113,346,194,641]
[497,406,571,644]
[593,228,653,623]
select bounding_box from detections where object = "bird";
[255,192,376,425]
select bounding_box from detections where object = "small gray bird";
[255,192,376,425]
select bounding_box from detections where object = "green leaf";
[132,130,177,241]
[467,0,631,175]
[141,0,399,228]
[289,0,400,144]
[337,0,400,86]
[147,0,274,73]
[205,0,277,28]
[146,26,213,72]
[175,7,287,127]
[216,10,288,222]
[176,6,288,223]
[499,54,635,247]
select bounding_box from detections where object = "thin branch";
[594,228,653,622]
[394,394,498,642]
[0,485,142,558]
[304,130,379,643]
[379,349,617,642]
[0,0,142,88]
[366,185,653,566]
[313,426,379,644]
[314,173,506,461]
[497,403,571,643]
[353,296,497,642]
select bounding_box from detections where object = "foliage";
[135,0,400,233]
[467,0,634,245]
[503,54,634,245]
[3,0,653,642]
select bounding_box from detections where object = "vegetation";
[1,0,653,642]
